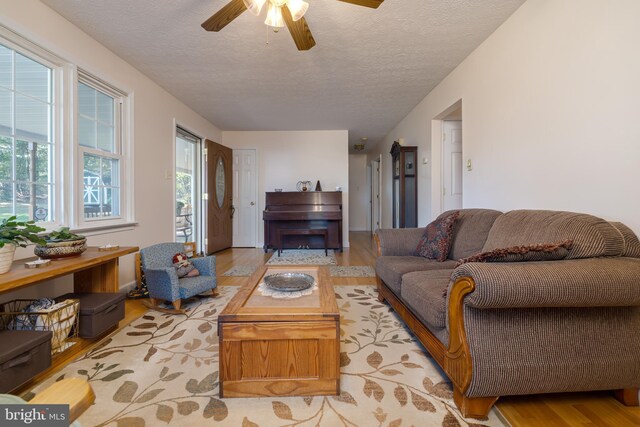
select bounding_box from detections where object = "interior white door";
[371,158,381,233]
[442,120,463,211]
[366,164,372,232]
[232,149,257,247]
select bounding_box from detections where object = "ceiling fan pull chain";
[266,22,270,45]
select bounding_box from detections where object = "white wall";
[370,0,640,235]
[348,154,369,231]
[222,131,350,247]
[1,1,222,292]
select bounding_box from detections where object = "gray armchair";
[140,243,217,310]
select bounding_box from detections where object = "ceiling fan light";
[287,0,309,21]
[243,0,267,16]
[264,4,285,28]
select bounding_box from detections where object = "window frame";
[0,26,66,230]
[0,24,135,234]
[74,70,133,230]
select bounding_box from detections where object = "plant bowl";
[34,238,87,259]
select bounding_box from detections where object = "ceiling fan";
[201,0,385,51]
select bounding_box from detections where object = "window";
[175,127,202,246]
[77,76,126,223]
[0,28,132,232]
[0,42,55,223]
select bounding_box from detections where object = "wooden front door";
[205,139,233,254]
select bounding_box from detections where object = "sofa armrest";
[450,257,640,308]
[191,256,216,278]
[375,228,424,256]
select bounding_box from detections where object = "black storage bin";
[57,293,125,339]
[0,330,52,393]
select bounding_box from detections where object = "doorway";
[232,149,258,247]
[175,127,201,250]
[442,119,463,211]
[431,100,463,216]
[370,155,381,234]
[204,139,233,254]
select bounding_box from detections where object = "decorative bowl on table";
[34,227,87,259]
[35,238,87,259]
[264,272,315,292]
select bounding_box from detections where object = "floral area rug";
[221,265,258,277]
[329,266,376,278]
[266,249,337,265]
[28,286,503,427]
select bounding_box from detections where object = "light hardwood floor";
[26,232,640,426]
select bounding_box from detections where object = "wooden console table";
[0,246,139,296]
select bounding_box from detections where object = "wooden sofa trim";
[374,236,497,418]
[444,277,475,392]
[374,233,382,257]
[376,274,447,365]
[376,275,497,419]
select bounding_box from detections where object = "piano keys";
[263,191,343,253]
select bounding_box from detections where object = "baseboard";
[119,280,137,293]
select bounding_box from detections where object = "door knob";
[250,202,255,206]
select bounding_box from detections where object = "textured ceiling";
[42,0,525,153]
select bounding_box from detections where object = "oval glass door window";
[215,157,225,208]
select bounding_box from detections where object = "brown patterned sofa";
[374,209,640,418]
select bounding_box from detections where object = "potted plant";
[0,216,47,274]
[34,227,87,259]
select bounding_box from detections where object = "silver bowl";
[264,272,314,292]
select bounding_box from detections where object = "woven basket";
[0,298,80,355]
[34,238,87,259]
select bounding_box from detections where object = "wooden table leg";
[323,230,328,255]
[74,259,119,293]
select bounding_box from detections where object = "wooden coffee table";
[218,266,340,398]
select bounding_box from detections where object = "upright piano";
[263,191,343,253]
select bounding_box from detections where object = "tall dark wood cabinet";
[390,142,418,228]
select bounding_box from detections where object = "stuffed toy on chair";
[172,252,200,278]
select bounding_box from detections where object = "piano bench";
[277,228,328,256]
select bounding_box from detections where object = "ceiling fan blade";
[337,0,384,8]
[282,5,316,51]
[202,0,247,32]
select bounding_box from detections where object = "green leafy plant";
[44,227,85,243]
[0,216,47,248]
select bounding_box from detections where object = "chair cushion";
[611,222,640,258]
[376,256,458,295]
[442,209,503,260]
[178,276,215,299]
[483,210,624,259]
[401,269,453,330]
[415,211,460,261]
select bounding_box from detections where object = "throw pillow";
[415,211,460,262]
[456,239,574,266]
[172,252,200,278]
